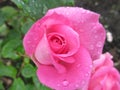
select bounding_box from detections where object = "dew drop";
[32,0,35,3]
[96,41,102,47]
[85,73,89,77]
[62,80,69,86]
[75,84,79,88]
[89,65,92,68]
[86,10,90,14]
[97,51,101,54]
[82,10,86,14]
[81,80,85,85]
[94,35,98,39]
[21,1,24,5]
[89,45,94,50]
[57,84,60,87]
[66,12,69,15]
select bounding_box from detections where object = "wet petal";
[34,34,52,65]
[23,12,72,56]
[93,52,114,71]
[23,21,44,56]
[37,46,92,90]
[46,7,106,60]
[89,66,120,90]
[47,24,80,56]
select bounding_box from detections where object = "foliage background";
[0,0,120,90]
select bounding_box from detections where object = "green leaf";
[26,84,36,90]
[1,6,17,20]
[0,10,5,26]
[24,57,30,64]
[0,24,8,36]
[0,62,17,78]
[65,0,75,6]
[2,30,21,46]
[1,38,22,60]
[10,78,26,90]
[21,64,35,78]
[32,74,51,90]
[0,6,17,26]
[11,0,25,9]
[16,43,24,55]
[0,81,4,90]
[21,18,34,34]
[12,0,75,20]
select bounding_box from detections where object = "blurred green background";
[0,0,120,90]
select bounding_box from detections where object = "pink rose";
[23,7,106,90]
[88,53,120,90]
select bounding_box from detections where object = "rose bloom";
[23,7,106,90]
[88,53,120,90]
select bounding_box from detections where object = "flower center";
[51,35,64,45]
[47,33,67,54]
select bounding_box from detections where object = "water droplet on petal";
[97,51,101,54]
[96,42,102,47]
[75,84,79,88]
[62,80,69,86]
[66,12,69,15]
[86,10,90,14]
[82,10,86,14]
[89,65,92,68]
[94,35,98,39]
[85,73,89,77]
[81,80,85,85]
[57,84,60,87]
[89,45,94,50]
[32,0,34,2]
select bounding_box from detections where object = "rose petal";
[47,24,80,57]
[34,34,52,65]
[23,12,72,56]
[34,34,66,73]
[112,82,120,90]
[23,21,44,56]
[37,46,92,90]
[89,66,120,90]
[93,52,114,71]
[46,7,106,59]
[58,56,75,63]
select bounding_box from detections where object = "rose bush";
[23,7,106,90]
[88,53,120,90]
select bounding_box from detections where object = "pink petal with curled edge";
[47,24,80,57]
[23,21,44,56]
[34,34,66,73]
[46,7,106,60]
[112,82,120,90]
[58,56,75,63]
[89,67,120,90]
[93,52,114,71]
[34,34,52,65]
[23,13,72,56]
[37,46,92,90]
